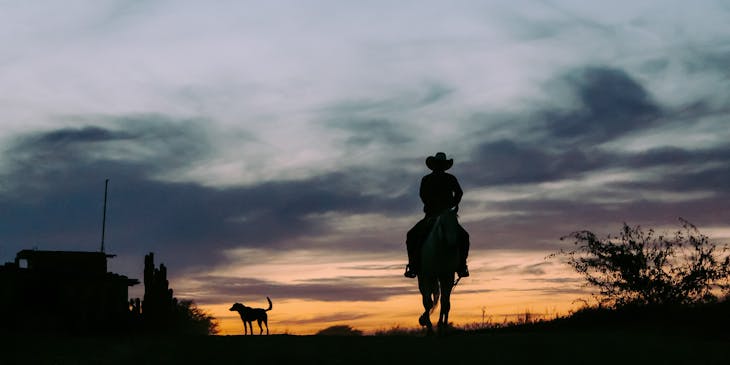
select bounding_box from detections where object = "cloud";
[488,262,554,276]
[542,67,661,143]
[340,263,405,271]
[460,66,662,187]
[459,65,730,206]
[525,277,583,284]
[177,276,414,304]
[1,115,212,195]
[0,116,421,270]
[6,63,725,276]
[339,118,412,147]
[282,312,373,325]
[462,139,609,186]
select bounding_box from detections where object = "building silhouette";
[0,249,139,334]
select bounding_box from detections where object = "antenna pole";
[101,178,109,253]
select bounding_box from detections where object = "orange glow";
[178,249,590,335]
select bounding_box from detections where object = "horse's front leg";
[419,310,433,335]
[438,295,450,326]
[437,276,454,334]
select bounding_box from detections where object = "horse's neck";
[421,214,459,274]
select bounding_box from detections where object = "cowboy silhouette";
[404,152,470,278]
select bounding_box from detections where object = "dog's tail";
[265,296,272,311]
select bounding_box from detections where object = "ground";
[3,328,728,365]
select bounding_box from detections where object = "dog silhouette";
[229,297,272,335]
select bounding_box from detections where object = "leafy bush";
[170,299,219,335]
[554,219,730,307]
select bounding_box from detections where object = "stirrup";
[404,264,418,278]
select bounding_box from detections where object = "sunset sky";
[1,1,729,335]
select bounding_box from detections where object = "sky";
[1,0,729,334]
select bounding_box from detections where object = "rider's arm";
[451,175,463,208]
[419,176,429,205]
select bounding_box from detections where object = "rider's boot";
[404,263,418,278]
[457,263,470,278]
[404,242,419,278]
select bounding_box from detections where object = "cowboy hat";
[425,152,453,171]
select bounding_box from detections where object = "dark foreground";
[2,329,728,365]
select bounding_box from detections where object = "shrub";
[554,219,730,307]
[170,299,219,335]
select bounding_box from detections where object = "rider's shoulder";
[442,172,458,180]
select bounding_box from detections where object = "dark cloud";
[462,139,730,194]
[460,65,730,198]
[464,195,730,256]
[177,276,415,304]
[425,65,730,258]
[616,165,730,194]
[0,116,420,272]
[2,115,212,197]
[462,139,609,185]
[541,67,661,144]
[31,126,134,145]
[461,66,663,186]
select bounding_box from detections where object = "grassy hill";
[5,323,728,365]
[5,301,730,364]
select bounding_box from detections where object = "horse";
[417,208,462,335]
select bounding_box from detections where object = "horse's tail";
[265,297,272,311]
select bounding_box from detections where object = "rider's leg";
[457,226,470,278]
[405,242,419,278]
[405,218,433,277]
[405,225,421,277]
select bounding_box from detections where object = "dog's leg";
[257,319,263,335]
[264,319,269,335]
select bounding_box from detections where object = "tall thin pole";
[101,178,109,253]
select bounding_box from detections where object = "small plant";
[374,325,422,336]
[553,219,730,307]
